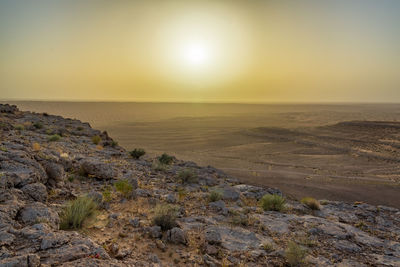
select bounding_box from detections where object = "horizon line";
[1,98,400,105]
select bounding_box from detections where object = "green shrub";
[114,179,133,198]
[262,242,274,252]
[14,125,24,131]
[152,204,179,231]
[158,153,174,165]
[129,148,146,159]
[59,196,98,230]
[111,141,118,147]
[33,122,43,129]
[301,197,320,210]
[102,185,113,202]
[285,241,307,266]
[92,135,101,145]
[209,190,223,202]
[152,161,168,172]
[77,126,84,131]
[260,194,286,212]
[177,168,198,184]
[48,134,62,142]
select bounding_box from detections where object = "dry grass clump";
[129,148,146,159]
[177,168,198,184]
[152,204,179,231]
[208,190,223,202]
[48,134,62,142]
[102,185,113,202]
[301,197,320,210]
[92,135,101,145]
[285,241,307,266]
[60,196,98,230]
[32,142,41,151]
[260,194,286,212]
[114,179,133,199]
[158,153,174,165]
[152,161,169,172]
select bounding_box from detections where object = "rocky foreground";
[0,103,399,267]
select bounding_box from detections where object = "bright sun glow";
[181,41,210,67]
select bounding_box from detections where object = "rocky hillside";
[0,103,399,267]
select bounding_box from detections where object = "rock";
[156,240,166,252]
[88,191,103,206]
[334,240,361,253]
[21,183,47,202]
[0,104,18,113]
[165,194,176,203]
[135,188,151,197]
[204,226,272,252]
[215,186,240,201]
[43,162,64,186]
[18,202,59,228]
[166,227,187,245]
[129,218,140,227]
[204,228,222,245]
[0,254,40,267]
[0,230,15,246]
[209,200,228,215]
[149,226,162,239]
[80,159,118,179]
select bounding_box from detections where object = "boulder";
[166,227,187,245]
[80,159,117,179]
[21,183,47,202]
[18,202,59,228]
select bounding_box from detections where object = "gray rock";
[149,226,162,239]
[0,231,15,246]
[165,194,176,203]
[129,218,140,227]
[87,191,103,206]
[166,227,187,245]
[204,228,222,245]
[334,240,361,253]
[0,254,40,267]
[209,200,228,215]
[18,202,59,228]
[43,162,64,185]
[21,183,47,202]
[80,159,117,179]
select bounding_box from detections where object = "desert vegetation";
[48,134,62,142]
[92,135,101,145]
[129,148,146,159]
[260,194,286,211]
[301,197,320,210]
[152,204,179,231]
[177,168,198,184]
[59,196,98,230]
[114,179,133,199]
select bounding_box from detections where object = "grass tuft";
[158,153,174,165]
[208,190,223,202]
[260,194,286,212]
[152,204,179,231]
[285,241,307,266]
[301,197,320,210]
[129,148,146,159]
[92,135,101,145]
[114,179,133,199]
[177,168,198,184]
[59,196,98,230]
[48,134,62,142]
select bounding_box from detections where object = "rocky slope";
[0,103,399,267]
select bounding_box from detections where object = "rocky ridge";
[0,103,399,266]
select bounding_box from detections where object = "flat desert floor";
[8,102,400,208]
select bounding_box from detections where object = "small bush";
[92,135,101,145]
[59,196,98,230]
[301,197,320,210]
[48,134,62,142]
[130,148,146,159]
[114,180,133,199]
[285,241,307,266]
[260,194,285,212]
[111,141,118,147]
[77,126,84,131]
[152,161,168,172]
[32,142,41,151]
[102,185,113,202]
[177,168,198,184]
[262,242,274,252]
[158,153,174,165]
[152,204,179,231]
[14,125,24,131]
[230,214,249,226]
[177,187,187,201]
[209,190,223,202]
[33,122,43,129]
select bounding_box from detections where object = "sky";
[0,0,399,103]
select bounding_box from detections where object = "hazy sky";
[1,0,399,103]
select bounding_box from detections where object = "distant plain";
[7,101,400,208]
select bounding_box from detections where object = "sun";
[181,41,211,67]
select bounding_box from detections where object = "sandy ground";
[7,102,400,207]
